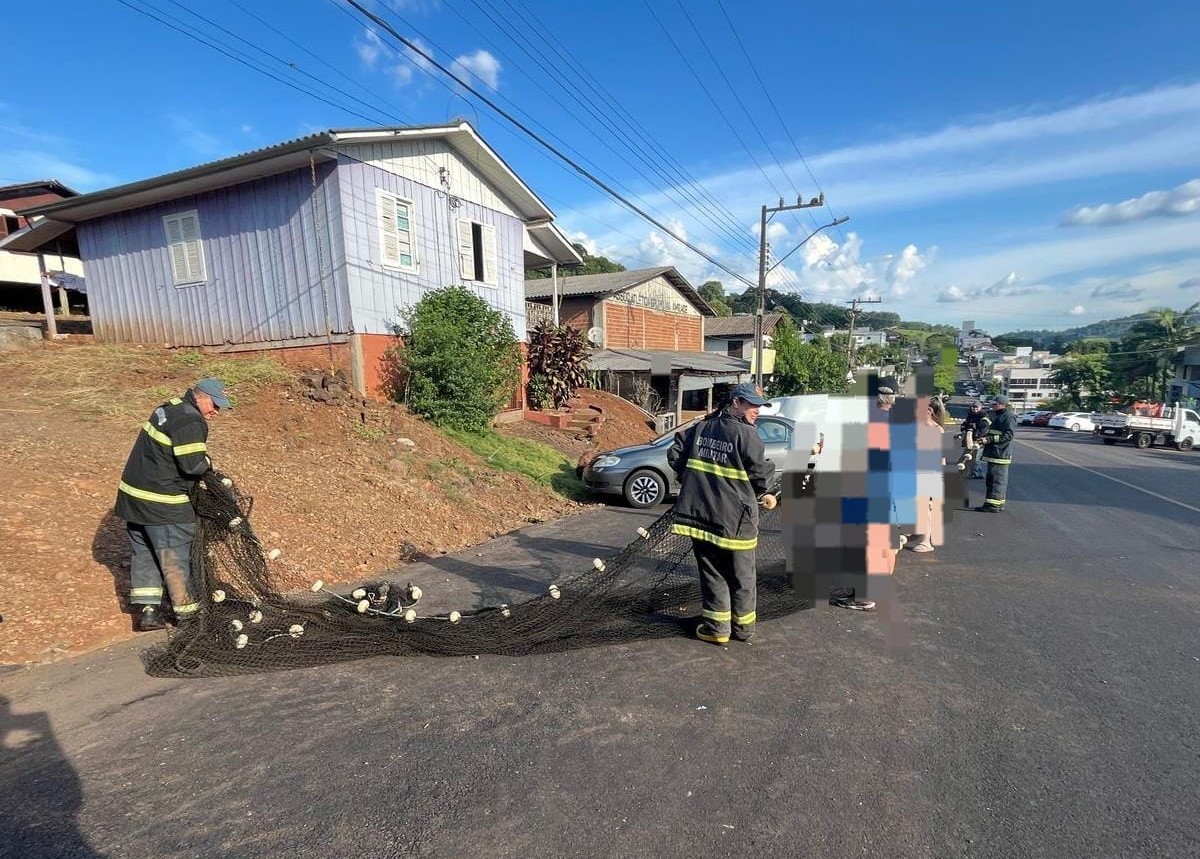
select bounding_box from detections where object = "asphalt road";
[2,429,1198,859]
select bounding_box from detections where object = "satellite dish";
[586,327,604,347]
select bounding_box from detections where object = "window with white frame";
[162,210,206,286]
[376,189,417,271]
[456,218,497,286]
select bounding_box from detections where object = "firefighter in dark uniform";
[961,401,991,479]
[668,382,774,644]
[116,378,231,631]
[976,394,1015,512]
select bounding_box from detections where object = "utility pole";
[754,193,847,388]
[844,295,882,377]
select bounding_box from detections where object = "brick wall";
[602,301,702,351]
[558,299,593,330]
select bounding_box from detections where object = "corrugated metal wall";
[335,147,527,338]
[77,163,348,346]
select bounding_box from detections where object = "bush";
[388,286,521,433]
[526,372,553,411]
[526,321,590,409]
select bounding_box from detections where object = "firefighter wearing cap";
[668,382,774,644]
[115,378,230,631]
[976,395,1015,512]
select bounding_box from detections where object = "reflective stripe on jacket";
[667,408,773,551]
[115,391,211,525]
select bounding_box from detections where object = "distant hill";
[996,312,1155,347]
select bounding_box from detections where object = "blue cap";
[729,382,768,406]
[194,377,232,410]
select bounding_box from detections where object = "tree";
[770,318,850,396]
[388,286,522,432]
[1108,302,1199,401]
[697,280,732,316]
[1066,338,1113,356]
[984,379,1002,397]
[526,243,625,279]
[1048,354,1110,410]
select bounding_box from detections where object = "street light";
[754,216,851,388]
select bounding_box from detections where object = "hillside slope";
[0,343,584,665]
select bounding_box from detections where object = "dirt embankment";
[0,343,588,665]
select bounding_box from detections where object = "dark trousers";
[692,540,757,636]
[127,522,200,617]
[984,462,1010,508]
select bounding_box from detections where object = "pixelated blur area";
[783,365,955,607]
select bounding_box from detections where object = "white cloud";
[1063,178,1200,226]
[937,285,972,303]
[0,150,115,191]
[355,28,386,68]
[1069,305,1086,315]
[450,49,501,90]
[168,115,223,157]
[885,244,928,296]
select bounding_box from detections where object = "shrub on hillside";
[387,286,521,432]
[526,321,590,409]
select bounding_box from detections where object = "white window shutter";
[164,217,187,284]
[180,214,205,281]
[395,199,414,269]
[377,191,400,266]
[481,223,497,285]
[457,219,475,281]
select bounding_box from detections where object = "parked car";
[1031,411,1056,427]
[1018,410,1050,426]
[581,415,796,508]
[1049,411,1096,432]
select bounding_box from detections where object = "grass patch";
[443,427,588,501]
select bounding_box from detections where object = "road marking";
[1018,439,1200,514]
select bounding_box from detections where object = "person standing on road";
[977,394,1015,512]
[115,378,231,631]
[961,401,991,479]
[668,382,774,644]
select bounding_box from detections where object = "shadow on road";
[0,695,108,858]
[91,508,137,633]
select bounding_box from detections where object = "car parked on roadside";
[1049,411,1096,432]
[1018,410,1050,426]
[1031,411,1056,427]
[581,414,796,508]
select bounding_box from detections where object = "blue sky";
[4,0,1199,333]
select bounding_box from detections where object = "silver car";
[581,415,796,508]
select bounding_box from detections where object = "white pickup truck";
[1093,405,1200,451]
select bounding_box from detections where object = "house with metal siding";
[2,123,580,400]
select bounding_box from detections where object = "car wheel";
[623,469,666,508]
[1135,432,1153,449]
[1178,438,1195,452]
[1070,423,1080,432]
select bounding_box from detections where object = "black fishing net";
[142,471,809,678]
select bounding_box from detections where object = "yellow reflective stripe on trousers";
[981,457,1012,464]
[984,498,1006,506]
[733,611,757,625]
[686,459,750,481]
[671,523,758,551]
[173,602,200,616]
[118,481,191,505]
[142,422,173,447]
[173,441,208,456]
[701,609,732,622]
[130,587,164,598]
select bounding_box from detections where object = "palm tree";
[1140,302,1199,400]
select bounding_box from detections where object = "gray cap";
[194,377,232,410]
[993,394,1009,405]
[729,382,768,406]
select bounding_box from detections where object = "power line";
[338,0,755,287]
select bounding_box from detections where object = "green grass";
[166,352,291,388]
[443,427,588,501]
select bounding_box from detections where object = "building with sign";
[525,267,750,425]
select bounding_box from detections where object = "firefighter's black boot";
[136,605,166,632]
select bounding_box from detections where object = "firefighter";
[961,401,991,479]
[116,378,231,631]
[976,395,1015,512]
[668,382,774,644]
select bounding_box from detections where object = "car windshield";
[652,418,699,445]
